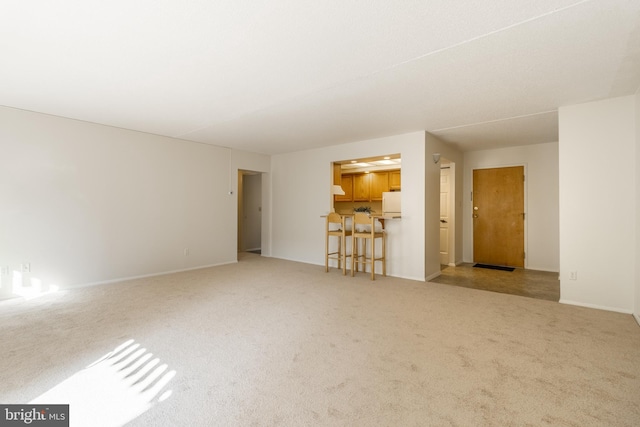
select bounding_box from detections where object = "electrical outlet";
[184,248,190,256]
[569,271,577,280]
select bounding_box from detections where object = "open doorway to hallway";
[238,170,262,254]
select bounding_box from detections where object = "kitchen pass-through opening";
[331,154,401,216]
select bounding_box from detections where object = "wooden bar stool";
[351,213,386,280]
[325,213,352,275]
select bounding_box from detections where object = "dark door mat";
[474,263,515,272]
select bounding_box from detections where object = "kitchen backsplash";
[334,201,382,215]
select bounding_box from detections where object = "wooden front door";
[473,166,524,267]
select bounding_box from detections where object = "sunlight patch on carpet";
[30,339,176,426]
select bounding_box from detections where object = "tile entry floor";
[430,263,560,302]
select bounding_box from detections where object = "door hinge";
[522,212,526,220]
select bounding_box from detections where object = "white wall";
[559,96,636,313]
[462,142,559,272]
[0,106,270,296]
[271,132,427,281]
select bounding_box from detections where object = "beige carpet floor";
[1,253,639,426]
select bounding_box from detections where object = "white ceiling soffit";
[1,0,639,154]
[430,111,560,152]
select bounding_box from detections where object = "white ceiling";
[2,0,640,154]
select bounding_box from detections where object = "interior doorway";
[472,166,525,267]
[238,171,262,254]
[439,159,455,266]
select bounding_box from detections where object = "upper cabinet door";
[335,174,353,201]
[389,170,401,191]
[370,172,389,201]
[353,174,370,202]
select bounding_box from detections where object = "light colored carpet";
[1,252,639,426]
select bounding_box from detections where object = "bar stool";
[325,213,352,275]
[351,213,386,280]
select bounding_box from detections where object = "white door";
[439,168,450,265]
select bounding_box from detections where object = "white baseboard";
[559,299,633,315]
[633,313,640,327]
[425,271,441,282]
[73,261,237,290]
[279,257,428,282]
[394,274,427,282]
[526,266,560,273]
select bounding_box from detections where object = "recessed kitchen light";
[372,160,396,165]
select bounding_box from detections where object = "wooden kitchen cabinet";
[333,163,342,187]
[389,170,401,191]
[370,171,389,201]
[352,173,370,202]
[338,170,398,202]
[335,174,353,201]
